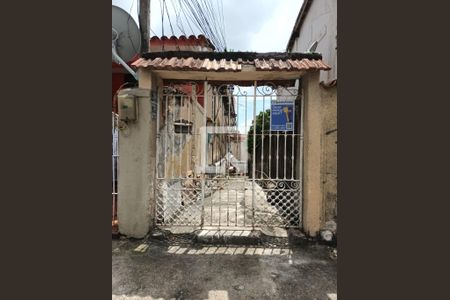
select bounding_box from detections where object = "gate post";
[302,71,323,237]
[117,69,157,238]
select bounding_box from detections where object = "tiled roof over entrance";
[149,35,215,52]
[132,51,330,72]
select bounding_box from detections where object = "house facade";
[116,48,331,237]
[148,36,236,179]
[113,6,336,239]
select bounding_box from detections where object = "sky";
[112,0,303,52]
[112,0,303,134]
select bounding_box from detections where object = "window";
[174,120,193,134]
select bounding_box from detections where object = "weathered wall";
[159,84,241,178]
[320,85,337,228]
[159,96,204,178]
[208,91,237,166]
[291,0,337,83]
[302,72,323,236]
[301,72,337,236]
[289,0,337,234]
[117,70,156,238]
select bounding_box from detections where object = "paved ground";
[203,179,284,227]
[112,236,337,300]
[164,177,294,227]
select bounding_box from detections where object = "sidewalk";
[112,236,337,300]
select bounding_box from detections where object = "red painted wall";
[112,73,125,113]
[177,84,205,107]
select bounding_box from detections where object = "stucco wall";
[159,96,205,178]
[117,70,156,238]
[289,0,337,234]
[320,85,337,227]
[302,72,323,236]
[301,72,337,236]
[291,0,337,83]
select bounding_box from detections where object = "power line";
[163,0,180,50]
[163,0,175,37]
[127,0,139,54]
[208,0,226,49]
[181,1,211,44]
[182,0,225,50]
[159,0,165,49]
[217,0,226,49]
[170,0,187,36]
[205,0,225,50]
[200,0,226,50]
[178,0,196,35]
[153,0,227,51]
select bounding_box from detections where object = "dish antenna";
[112,5,141,80]
[307,41,318,53]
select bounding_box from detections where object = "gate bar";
[261,95,265,179]
[235,93,239,226]
[171,94,175,179]
[268,95,272,178]
[155,90,161,176]
[252,81,257,228]
[299,83,305,225]
[276,131,280,179]
[284,125,287,179]
[155,87,161,212]
[179,95,182,178]
[227,86,231,226]
[243,92,247,227]
[164,95,168,178]
[201,81,207,226]
[291,115,295,180]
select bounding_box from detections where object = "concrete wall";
[302,72,323,236]
[289,0,337,235]
[301,72,337,236]
[291,0,337,83]
[320,85,337,226]
[159,85,237,177]
[117,70,156,238]
[159,95,204,178]
[208,92,238,166]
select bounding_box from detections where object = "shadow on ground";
[112,235,337,300]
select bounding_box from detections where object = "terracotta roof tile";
[133,57,329,72]
[132,51,331,72]
[149,35,215,51]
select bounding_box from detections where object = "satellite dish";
[112,5,141,80]
[307,41,318,53]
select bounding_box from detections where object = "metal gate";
[155,81,302,228]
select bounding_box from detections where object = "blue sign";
[270,101,295,131]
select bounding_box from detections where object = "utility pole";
[139,0,151,53]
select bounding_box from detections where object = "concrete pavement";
[112,236,337,299]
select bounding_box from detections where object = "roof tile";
[132,56,330,72]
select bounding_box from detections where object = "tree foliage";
[247,109,270,155]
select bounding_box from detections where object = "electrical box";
[118,93,137,122]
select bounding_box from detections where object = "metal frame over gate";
[155,80,302,228]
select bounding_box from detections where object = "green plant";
[247,109,271,155]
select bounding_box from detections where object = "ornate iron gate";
[155,81,302,228]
